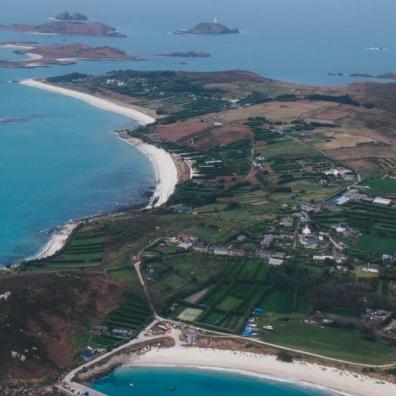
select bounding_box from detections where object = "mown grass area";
[365,177,396,195]
[356,234,396,254]
[256,139,315,160]
[107,266,140,286]
[258,319,395,364]
[27,230,104,270]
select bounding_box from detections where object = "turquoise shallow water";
[90,367,337,396]
[0,79,154,263]
[1,0,395,263]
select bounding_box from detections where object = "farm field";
[107,266,140,287]
[27,230,104,270]
[145,253,225,305]
[258,320,395,365]
[356,234,396,254]
[343,202,396,240]
[91,295,153,349]
[365,177,396,195]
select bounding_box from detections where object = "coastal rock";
[56,12,88,21]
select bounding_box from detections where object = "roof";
[373,197,392,206]
[335,196,350,205]
[81,348,94,359]
[269,258,284,266]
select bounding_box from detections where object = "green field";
[365,178,396,195]
[343,202,396,240]
[91,295,153,349]
[173,259,274,332]
[356,234,396,254]
[147,254,225,304]
[28,230,105,270]
[259,320,395,364]
[107,266,139,286]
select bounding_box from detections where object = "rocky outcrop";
[55,12,88,21]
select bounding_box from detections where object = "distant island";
[175,18,239,35]
[0,42,138,68]
[328,71,396,80]
[55,12,88,21]
[350,72,396,80]
[0,20,125,37]
[159,51,210,58]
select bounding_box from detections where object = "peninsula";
[175,19,240,35]
[0,20,125,37]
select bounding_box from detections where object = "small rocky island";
[175,19,239,35]
[0,19,125,37]
[159,51,210,58]
[55,12,88,21]
[0,42,138,68]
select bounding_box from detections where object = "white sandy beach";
[19,79,156,126]
[34,221,80,260]
[119,135,178,208]
[129,347,396,396]
[19,79,178,209]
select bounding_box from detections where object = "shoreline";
[17,79,179,263]
[30,221,81,262]
[19,79,156,125]
[116,133,178,208]
[124,347,396,396]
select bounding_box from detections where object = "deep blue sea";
[1,0,396,264]
[90,367,338,396]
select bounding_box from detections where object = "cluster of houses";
[298,223,326,249]
[322,167,356,182]
[313,245,347,264]
[167,234,288,266]
[333,187,395,208]
[105,78,126,87]
[382,253,396,263]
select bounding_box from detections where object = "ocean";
[1,0,396,264]
[90,366,338,396]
